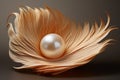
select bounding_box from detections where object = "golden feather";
[7,6,116,75]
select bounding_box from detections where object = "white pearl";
[40,33,65,59]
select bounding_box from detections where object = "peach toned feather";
[7,6,116,75]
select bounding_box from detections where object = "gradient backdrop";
[0,0,120,80]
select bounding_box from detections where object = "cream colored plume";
[7,6,115,75]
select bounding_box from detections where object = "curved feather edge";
[7,6,116,75]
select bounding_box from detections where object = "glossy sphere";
[40,33,65,59]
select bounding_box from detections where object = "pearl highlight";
[40,33,65,59]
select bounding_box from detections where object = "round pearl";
[40,33,65,59]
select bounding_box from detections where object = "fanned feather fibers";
[7,6,116,75]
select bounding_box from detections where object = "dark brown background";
[0,0,120,80]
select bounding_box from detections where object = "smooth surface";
[40,33,65,59]
[0,0,120,80]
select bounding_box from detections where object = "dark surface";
[0,0,120,80]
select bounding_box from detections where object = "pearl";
[40,33,65,59]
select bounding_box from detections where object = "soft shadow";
[53,62,120,78]
[14,62,120,78]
